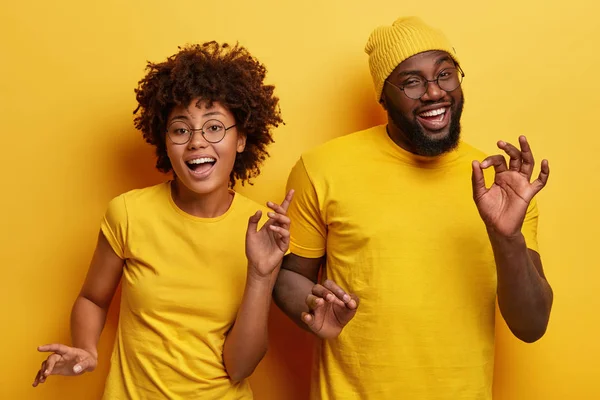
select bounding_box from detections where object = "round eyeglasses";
[166,119,236,145]
[386,67,465,100]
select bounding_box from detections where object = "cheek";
[165,143,182,170]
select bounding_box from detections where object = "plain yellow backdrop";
[1,0,598,399]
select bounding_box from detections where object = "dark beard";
[388,97,464,157]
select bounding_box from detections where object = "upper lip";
[416,102,451,115]
[184,154,217,163]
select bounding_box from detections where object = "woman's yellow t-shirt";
[100,181,265,399]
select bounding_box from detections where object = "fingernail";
[268,212,275,218]
[45,370,50,375]
[73,365,82,373]
[343,294,350,303]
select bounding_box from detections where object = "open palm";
[246,190,294,277]
[472,136,549,237]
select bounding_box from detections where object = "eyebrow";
[169,111,225,122]
[396,55,455,77]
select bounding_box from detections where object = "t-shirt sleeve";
[522,197,539,253]
[100,194,128,259]
[286,157,327,258]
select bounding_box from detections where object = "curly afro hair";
[133,41,283,187]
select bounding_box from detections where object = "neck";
[171,179,234,218]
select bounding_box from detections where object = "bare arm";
[492,234,553,342]
[223,270,276,382]
[223,192,293,382]
[472,136,553,343]
[33,231,123,386]
[274,254,358,339]
[273,254,321,330]
[72,231,124,354]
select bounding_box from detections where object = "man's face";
[381,50,464,156]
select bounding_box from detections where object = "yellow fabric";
[286,125,539,400]
[100,181,267,400]
[365,16,460,100]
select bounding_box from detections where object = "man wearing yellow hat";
[274,17,553,399]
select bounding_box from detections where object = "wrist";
[80,346,99,359]
[486,227,525,244]
[247,265,276,286]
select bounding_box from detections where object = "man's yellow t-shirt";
[286,125,539,400]
[100,181,265,400]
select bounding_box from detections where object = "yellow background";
[1,0,598,399]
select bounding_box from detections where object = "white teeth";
[187,157,215,164]
[420,108,446,117]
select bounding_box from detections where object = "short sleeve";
[100,194,128,259]
[522,197,539,253]
[286,157,327,258]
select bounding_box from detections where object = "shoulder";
[110,181,170,208]
[300,125,386,175]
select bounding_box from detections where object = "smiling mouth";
[185,157,216,174]
[416,107,450,132]
[419,107,446,121]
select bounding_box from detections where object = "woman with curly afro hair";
[33,42,293,399]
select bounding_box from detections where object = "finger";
[44,353,60,376]
[269,224,290,234]
[345,293,360,310]
[305,294,325,311]
[312,284,345,307]
[266,201,287,217]
[280,189,295,212]
[471,161,487,200]
[301,311,318,329]
[38,361,48,384]
[531,159,550,194]
[267,212,291,228]
[73,358,91,374]
[333,299,359,326]
[247,210,262,233]
[323,279,354,305]
[266,189,295,215]
[519,135,535,179]
[498,140,522,171]
[480,155,508,174]
[33,369,43,387]
[38,343,70,356]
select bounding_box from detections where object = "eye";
[402,77,423,88]
[205,123,224,132]
[168,123,191,135]
[438,69,456,80]
[173,128,189,135]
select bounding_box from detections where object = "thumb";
[247,210,262,233]
[73,357,94,374]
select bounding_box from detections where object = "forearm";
[273,268,315,332]
[491,232,553,342]
[70,295,108,358]
[223,266,275,382]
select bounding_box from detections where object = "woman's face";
[165,99,245,196]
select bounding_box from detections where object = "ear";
[236,132,247,153]
[380,94,388,111]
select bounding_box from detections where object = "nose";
[421,80,446,102]
[187,129,209,150]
